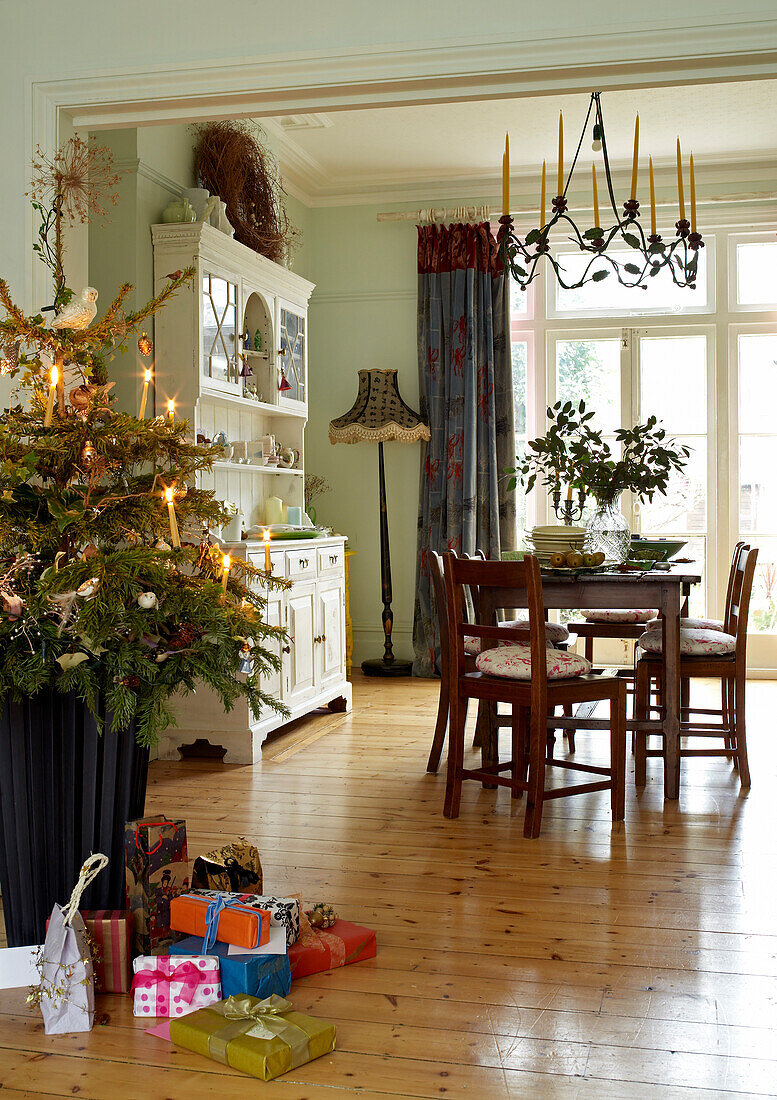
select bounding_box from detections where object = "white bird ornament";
[50,287,98,331]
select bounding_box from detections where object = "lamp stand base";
[361,657,413,678]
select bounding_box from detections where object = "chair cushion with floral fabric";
[475,644,592,680]
[645,616,724,633]
[638,627,736,657]
[464,619,569,655]
[581,608,658,624]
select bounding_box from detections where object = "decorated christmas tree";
[0,137,288,745]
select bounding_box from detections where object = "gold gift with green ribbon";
[169,993,336,1080]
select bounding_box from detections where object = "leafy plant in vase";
[508,401,690,562]
[0,138,289,945]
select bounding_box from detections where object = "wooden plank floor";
[2,672,777,1098]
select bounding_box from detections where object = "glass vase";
[584,496,631,563]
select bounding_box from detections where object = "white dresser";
[156,534,352,764]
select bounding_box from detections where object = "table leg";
[662,583,682,800]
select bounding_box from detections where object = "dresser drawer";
[286,547,317,579]
[248,550,286,578]
[318,546,344,575]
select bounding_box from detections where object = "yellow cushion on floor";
[638,627,736,657]
[475,644,592,680]
[581,608,658,624]
[464,620,569,655]
[646,616,724,632]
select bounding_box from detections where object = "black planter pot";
[0,692,149,947]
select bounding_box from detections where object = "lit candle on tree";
[648,155,657,236]
[164,486,180,548]
[44,363,58,427]
[263,528,271,572]
[167,398,175,422]
[689,153,697,233]
[139,368,152,418]
[630,114,639,200]
[676,138,685,221]
[221,553,231,592]
[502,132,510,216]
[557,112,564,196]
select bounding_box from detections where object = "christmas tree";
[0,137,288,746]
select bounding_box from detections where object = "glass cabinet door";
[202,271,239,389]
[278,305,306,404]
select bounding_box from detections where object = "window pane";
[514,437,529,535]
[512,340,527,435]
[555,339,620,434]
[510,280,528,318]
[739,436,777,534]
[738,333,777,433]
[638,437,706,533]
[554,249,707,314]
[745,537,777,633]
[737,243,777,307]
[639,335,707,434]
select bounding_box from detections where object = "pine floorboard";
[1,672,777,1098]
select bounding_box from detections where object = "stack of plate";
[524,525,586,563]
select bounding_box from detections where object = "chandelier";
[497,91,703,292]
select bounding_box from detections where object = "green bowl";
[630,536,687,562]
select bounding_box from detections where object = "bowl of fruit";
[547,550,606,571]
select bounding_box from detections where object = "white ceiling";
[264,80,777,207]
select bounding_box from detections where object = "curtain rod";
[376,192,776,223]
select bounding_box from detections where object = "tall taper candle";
[44,364,57,427]
[689,153,697,233]
[221,553,231,592]
[164,487,180,548]
[630,114,639,200]
[167,398,175,422]
[540,159,546,227]
[676,138,685,221]
[264,528,271,572]
[139,368,151,418]
[592,162,599,228]
[557,112,564,195]
[649,155,656,236]
[502,133,510,216]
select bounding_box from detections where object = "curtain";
[412,222,516,677]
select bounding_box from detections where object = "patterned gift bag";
[124,817,189,955]
[191,841,263,894]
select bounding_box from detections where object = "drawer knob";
[282,645,291,654]
[329,554,337,563]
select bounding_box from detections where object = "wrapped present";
[171,892,270,950]
[170,993,336,1081]
[190,890,300,947]
[289,918,376,980]
[192,841,263,894]
[171,936,291,999]
[131,954,222,1018]
[125,816,189,956]
[46,909,132,994]
[34,854,106,1035]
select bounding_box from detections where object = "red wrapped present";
[288,919,376,979]
[46,909,133,994]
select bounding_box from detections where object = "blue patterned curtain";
[412,222,516,677]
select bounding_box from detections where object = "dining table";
[488,561,703,800]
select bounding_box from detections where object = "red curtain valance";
[417,222,503,277]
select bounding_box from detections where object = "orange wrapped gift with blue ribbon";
[170,892,271,950]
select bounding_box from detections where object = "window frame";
[727,232,777,313]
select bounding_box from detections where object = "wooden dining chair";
[442,552,627,837]
[634,543,758,787]
[427,551,573,774]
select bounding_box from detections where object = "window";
[734,240,777,309]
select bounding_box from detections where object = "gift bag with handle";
[125,816,189,955]
[36,854,107,1035]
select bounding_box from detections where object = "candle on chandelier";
[557,112,564,195]
[630,114,639,201]
[167,399,175,422]
[44,364,58,427]
[592,163,599,228]
[502,133,510,216]
[540,160,546,227]
[689,153,697,233]
[139,368,152,419]
[649,156,657,236]
[263,528,271,572]
[164,486,180,548]
[221,553,231,592]
[676,138,685,221]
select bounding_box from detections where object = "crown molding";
[113,156,184,198]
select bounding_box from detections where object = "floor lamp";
[330,369,430,676]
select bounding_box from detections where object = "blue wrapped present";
[170,936,291,999]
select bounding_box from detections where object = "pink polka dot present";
[131,955,221,1018]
